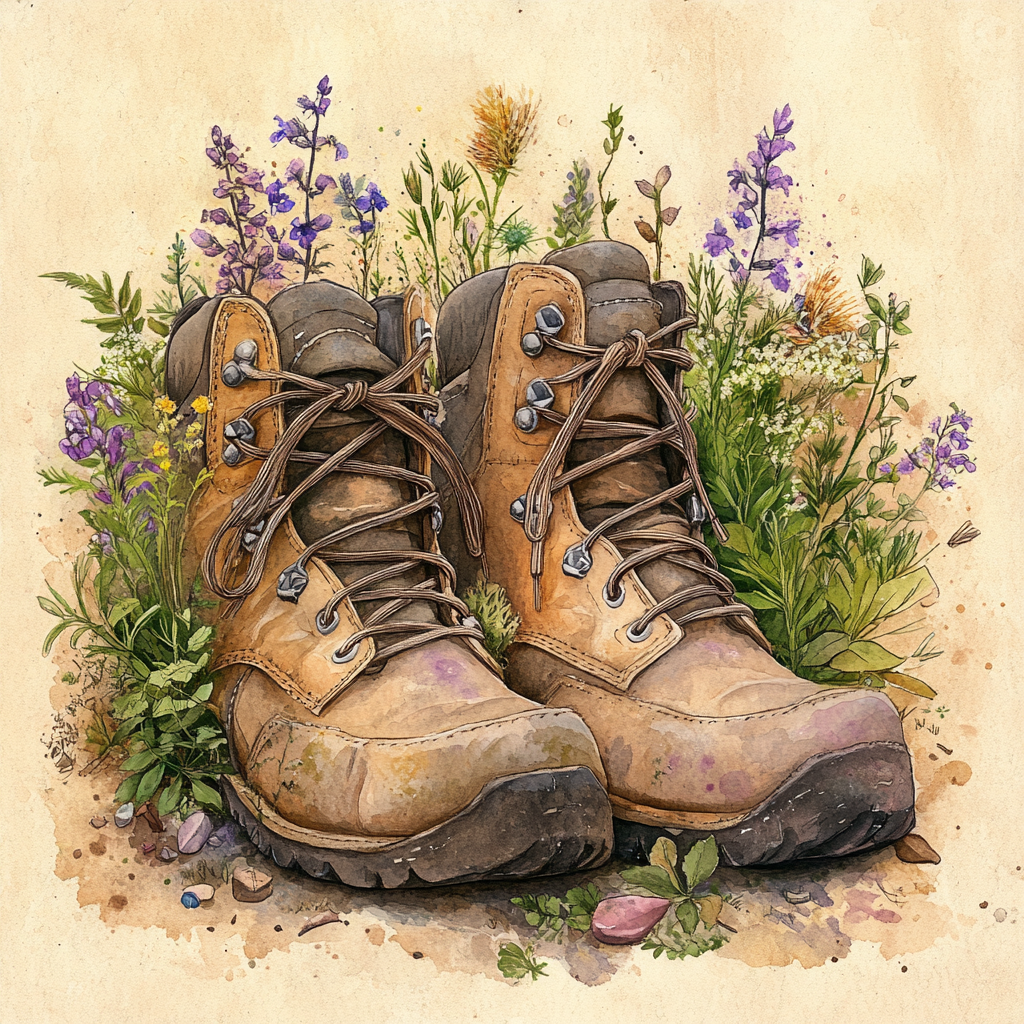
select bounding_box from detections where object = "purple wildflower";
[270,116,305,145]
[350,221,375,236]
[289,214,332,249]
[765,165,793,195]
[704,219,734,257]
[102,424,132,466]
[730,207,753,230]
[315,173,336,193]
[191,229,225,257]
[897,456,915,474]
[950,410,972,430]
[59,406,104,462]
[766,219,801,247]
[334,140,348,161]
[950,429,970,450]
[773,104,794,135]
[266,180,294,214]
[767,262,790,292]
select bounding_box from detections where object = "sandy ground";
[41,680,1000,986]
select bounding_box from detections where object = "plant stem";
[302,110,321,283]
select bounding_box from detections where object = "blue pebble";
[181,892,200,909]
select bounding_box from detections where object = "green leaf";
[800,631,851,667]
[681,836,719,890]
[120,748,159,772]
[721,522,757,556]
[880,672,937,698]
[157,774,184,815]
[189,777,223,811]
[830,640,904,673]
[865,293,886,320]
[496,942,547,981]
[135,762,166,803]
[187,625,213,652]
[113,772,141,804]
[892,321,913,335]
[620,865,681,899]
[676,900,700,935]
[649,836,684,890]
[148,317,169,337]
[192,682,213,703]
[892,394,909,412]
[735,591,779,610]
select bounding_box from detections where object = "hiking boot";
[433,241,915,867]
[165,281,612,888]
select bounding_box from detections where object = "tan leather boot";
[434,241,915,866]
[165,281,612,887]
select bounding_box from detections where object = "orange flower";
[786,269,859,344]
[467,85,539,176]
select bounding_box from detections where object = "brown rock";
[72,849,82,859]
[894,833,941,864]
[232,865,273,903]
[90,816,108,829]
[136,802,165,832]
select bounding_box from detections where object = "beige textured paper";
[2,1,1021,1020]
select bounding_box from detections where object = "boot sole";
[222,767,613,888]
[611,740,915,867]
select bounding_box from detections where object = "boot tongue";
[268,284,439,628]
[542,244,719,622]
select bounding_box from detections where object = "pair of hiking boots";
[167,241,915,889]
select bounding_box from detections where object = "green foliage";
[546,160,596,250]
[461,581,520,664]
[621,836,724,932]
[496,942,548,981]
[597,104,624,239]
[684,254,946,696]
[39,262,226,816]
[510,882,602,941]
[147,233,207,333]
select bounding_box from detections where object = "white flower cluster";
[755,406,829,467]
[98,326,164,382]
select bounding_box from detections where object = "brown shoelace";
[521,317,757,635]
[203,339,489,665]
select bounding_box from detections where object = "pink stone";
[591,895,672,945]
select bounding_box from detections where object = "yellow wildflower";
[159,459,172,471]
[154,395,177,415]
[191,395,212,415]
[151,440,170,458]
[185,421,203,438]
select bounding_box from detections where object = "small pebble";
[894,834,941,864]
[141,842,155,854]
[72,849,82,859]
[90,816,108,829]
[412,951,424,960]
[159,847,178,861]
[274,924,283,932]
[181,884,215,909]
[994,908,1007,923]
[591,895,671,944]
[784,890,811,904]
[230,914,237,925]
[232,865,273,903]
[181,892,201,910]
[114,802,134,828]
[980,901,989,909]
[177,811,214,855]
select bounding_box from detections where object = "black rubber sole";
[223,766,614,889]
[613,741,916,867]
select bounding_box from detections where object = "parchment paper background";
[2,1,1021,1020]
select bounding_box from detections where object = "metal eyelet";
[603,581,626,608]
[534,304,565,336]
[316,608,340,635]
[222,443,242,466]
[234,339,258,364]
[525,378,555,410]
[509,495,527,522]
[414,318,433,346]
[514,407,539,433]
[332,641,360,664]
[241,519,265,552]
[430,505,443,532]
[626,620,654,643]
[277,563,309,602]
[562,543,593,579]
[462,615,480,631]
[521,332,544,357]
[684,493,708,525]
[221,360,245,387]
[224,417,256,443]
